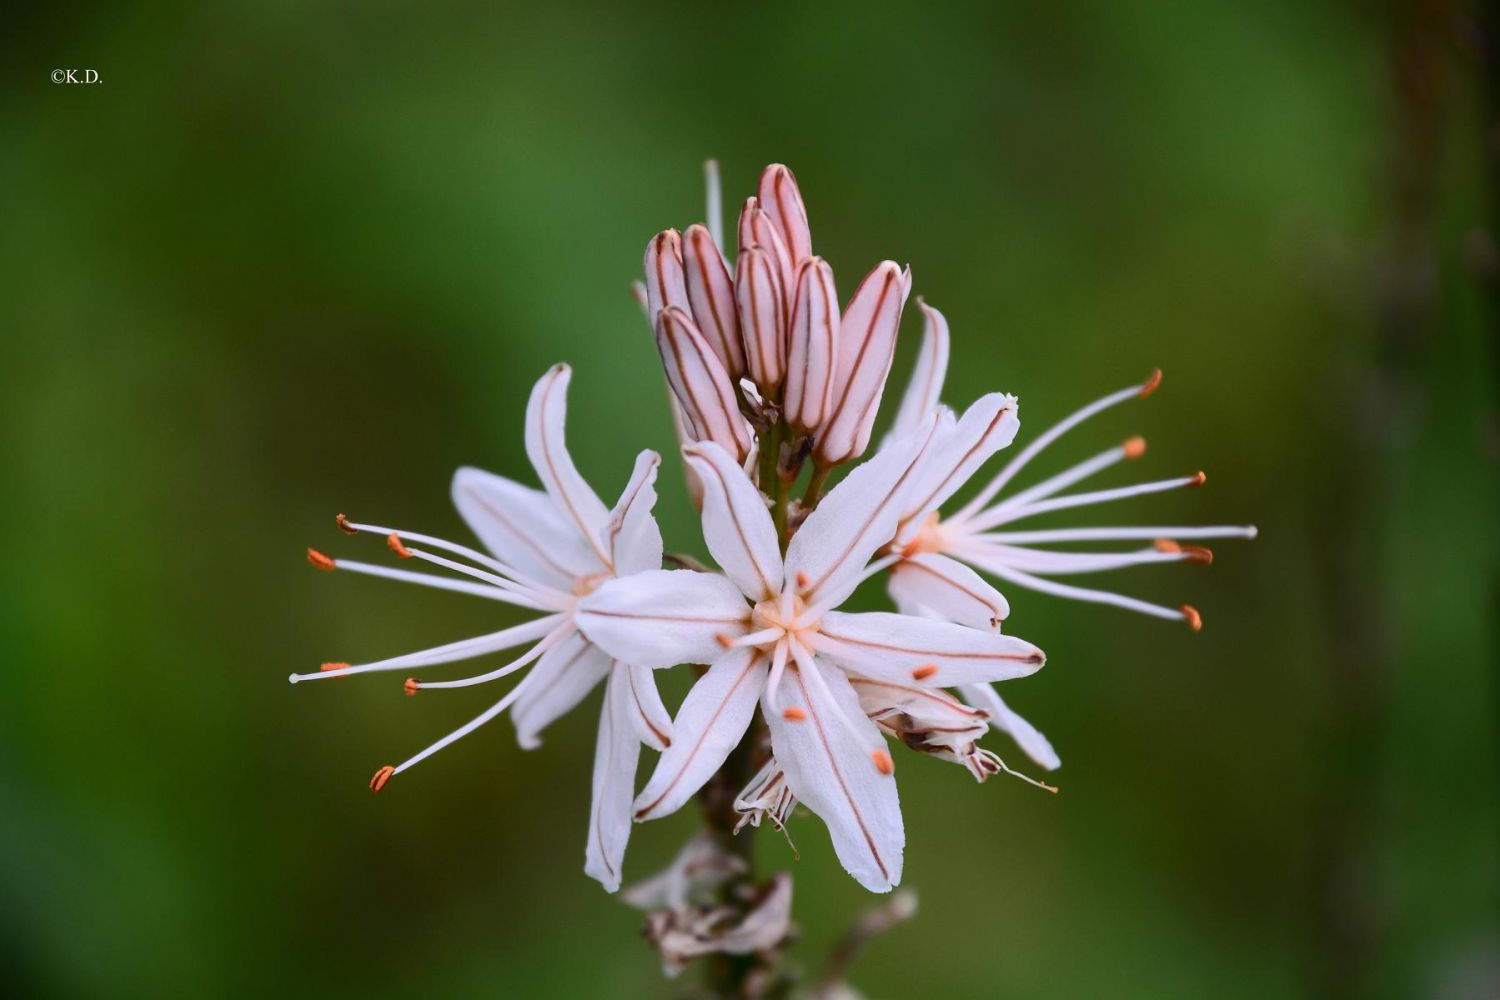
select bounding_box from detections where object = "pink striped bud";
[755,164,812,268]
[815,261,912,466]
[737,197,795,318]
[681,224,745,380]
[735,245,787,395]
[643,230,689,322]
[654,306,752,462]
[784,257,839,435]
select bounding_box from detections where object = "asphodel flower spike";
[575,418,1045,892]
[296,363,675,892]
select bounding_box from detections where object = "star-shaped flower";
[575,414,1044,892]
[296,364,671,891]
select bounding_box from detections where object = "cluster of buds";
[638,163,911,518]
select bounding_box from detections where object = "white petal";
[815,261,910,465]
[626,662,674,752]
[887,300,951,442]
[643,229,690,321]
[960,683,1061,771]
[511,631,612,749]
[766,656,903,892]
[656,307,752,463]
[900,392,1020,529]
[525,365,614,567]
[783,257,839,434]
[585,667,644,892]
[848,674,989,733]
[784,422,937,609]
[575,570,750,669]
[682,224,746,379]
[815,610,1044,686]
[607,450,664,577]
[887,553,1009,631]
[756,164,813,266]
[682,442,783,601]
[634,647,770,820]
[451,466,600,588]
[736,245,788,394]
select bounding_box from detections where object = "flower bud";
[814,261,911,466]
[735,245,787,394]
[643,230,689,322]
[654,306,752,462]
[783,257,839,435]
[755,163,812,267]
[681,224,745,379]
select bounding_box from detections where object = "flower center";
[749,592,819,645]
[571,571,611,597]
[900,512,945,557]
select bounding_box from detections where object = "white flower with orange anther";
[573,418,1045,893]
[295,363,673,892]
[879,302,1258,770]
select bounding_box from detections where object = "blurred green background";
[2,1,1496,997]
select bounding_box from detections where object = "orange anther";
[1182,545,1214,565]
[1181,605,1203,632]
[307,548,336,571]
[872,750,895,776]
[1123,436,1147,460]
[715,633,735,649]
[335,513,358,535]
[1154,539,1182,553]
[386,533,413,559]
[403,678,420,696]
[795,571,811,591]
[319,662,350,673]
[1187,471,1207,488]
[1137,368,1163,398]
[782,707,807,721]
[370,765,395,793]
[911,664,938,681]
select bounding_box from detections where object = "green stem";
[801,463,831,511]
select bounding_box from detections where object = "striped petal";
[756,163,812,267]
[524,365,614,568]
[682,442,783,601]
[655,306,752,462]
[511,631,612,749]
[959,683,1060,771]
[634,647,769,820]
[736,245,787,394]
[682,224,745,379]
[643,229,690,322]
[815,610,1044,687]
[783,257,839,435]
[584,666,643,893]
[887,552,1010,631]
[576,569,751,670]
[451,466,602,588]
[887,299,951,441]
[606,450,664,577]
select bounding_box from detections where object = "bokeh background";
[2,2,1496,997]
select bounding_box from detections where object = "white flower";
[880,302,1258,769]
[296,363,671,892]
[575,421,1045,893]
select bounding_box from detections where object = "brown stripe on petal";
[643,230,689,321]
[736,246,786,393]
[757,164,812,265]
[816,262,906,465]
[784,258,839,434]
[655,307,751,461]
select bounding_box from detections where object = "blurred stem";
[801,464,831,511]
[697,711,772,997]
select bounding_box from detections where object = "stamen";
[788,641,881,753]
[952,377,1151,521]
[732,627,786,649]
[341,519,558,596]
[629,280,648,315]
[800,554,899,622]
[782,707,806,722]
[977,441,1138,517]
[387,533,413,559]
[1123,436,1147,459]
[386,668,544,778]
[399,545,553,610]
[307,548,336,571]
[314,557,540,609]
[370,765,395,793]
[404,677,420,696]
[764,638,790,713]
[1137,368,1163,397]
[1188,470,1207,488]
[1154,539,1181,553]
[911,664,938,681]
[872,750,895,775]
[715,633,736,649]
[288,614,565,684]
[978,525,1258,545]
[1181,605,1203,632]
[955,548,1199,622]
[984,750,1059,793]
[795,570,811,592]
[1181,545,1213,564]
[966,544,1194,575]
[335,513,359,535]
[413,624,571,690]
[967,474,1213,532]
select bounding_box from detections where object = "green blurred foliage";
[1,1,1495,997]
